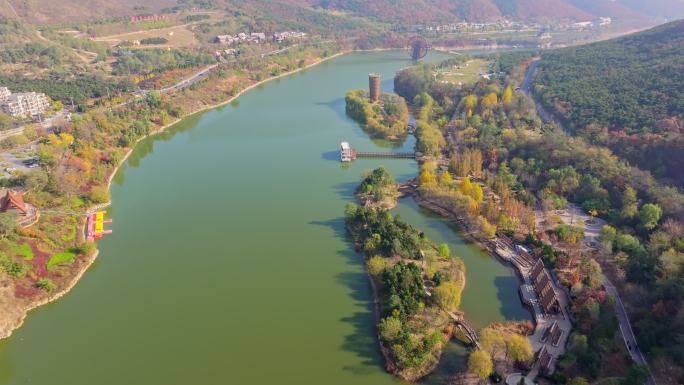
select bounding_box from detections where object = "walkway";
[495,239,572,379]
[604,278,657,385]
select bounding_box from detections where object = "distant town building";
[250,32,266,41]
[572,21,594,29]
[214,35,237,45]
[272,31,307,43]
[214,32,267,45]
[0,88,50,118]
[538,31,552,40]
[0,87,10,101]
[598,17,612,26]
[130,14,168,23]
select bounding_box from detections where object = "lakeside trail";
[0,49,351,342]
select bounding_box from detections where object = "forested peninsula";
[346,167,466,382]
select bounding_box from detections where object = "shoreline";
[0,48,352,342]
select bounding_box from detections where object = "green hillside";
[534,19,684,186]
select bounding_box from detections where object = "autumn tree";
[505,334,533,363]
[433,281,462,311]
[420,169,437,186]
[568,378,589,385]
[461,94,478,117]
[468,350,493,381]
[367,255,387,276]
[639,203,662,230]
[459,177,473,196]
[378,316,403,342]
[480,328,505,356]
[439,243,450,258]
[480,92,498,110]
[621,186,639,220]
[0,212,17,237]
[502,85,514,107]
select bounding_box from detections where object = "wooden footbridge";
[448,312,481,349]
[340,141,422,162]
[355,151,417,159]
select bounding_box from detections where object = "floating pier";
[86,211,113,241]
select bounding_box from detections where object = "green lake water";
[0,51,529,385]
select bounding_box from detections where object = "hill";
[533,19,684,186]
[4,0,684,25]
[307,0,684,23]
[0,0,178,24]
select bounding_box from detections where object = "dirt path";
[2,0,19,18]
[35,31,96,64]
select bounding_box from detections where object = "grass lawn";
[47,251,77,271]
[93,24,197,48]
[435,58,490,85]
[14,243,34,260]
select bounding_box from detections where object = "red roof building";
[1,190,27,215]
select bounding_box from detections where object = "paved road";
[604,278,657,385]
[520,58,563,127]
[160,63,219,94]
[0,110,67,141]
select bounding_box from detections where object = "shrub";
[0,254,28,277]
[36,278,57,292]
[555,224,585,244]
[88,185,110,204]
[367,255,387,276]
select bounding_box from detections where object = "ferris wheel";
[407,36,430,60]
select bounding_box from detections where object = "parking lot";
[0,144,39,178]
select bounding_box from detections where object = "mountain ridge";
[2,0,684,24]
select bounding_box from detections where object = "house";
[0,190,28,216]
[214,35,236,45]
[250,32,266,41]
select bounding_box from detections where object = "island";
[345,81,410,141]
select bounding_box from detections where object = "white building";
[572,21,593,29]
[340,142,354,162]
[0,87,10,101]
[272,31,307,43]
[1,92,50,118]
